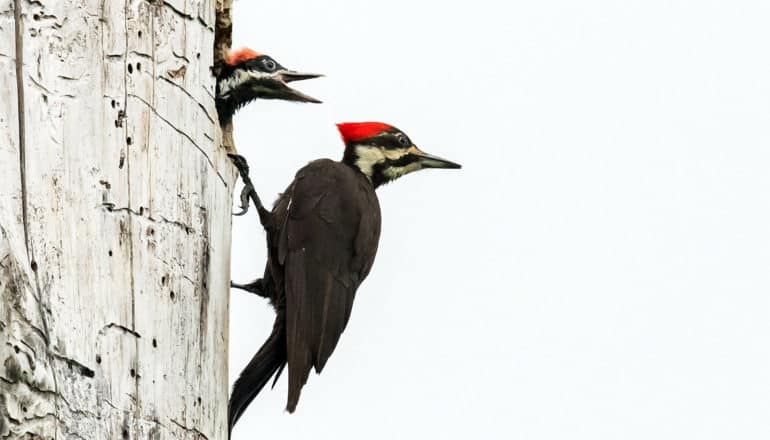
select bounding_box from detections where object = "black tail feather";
[228,312,287,437]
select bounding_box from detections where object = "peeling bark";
[0,0,233,438]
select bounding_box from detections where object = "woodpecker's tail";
[228,311,287,437]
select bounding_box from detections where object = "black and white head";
[216,48,322,123]
[338,122,461,188]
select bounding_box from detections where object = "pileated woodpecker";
[215,47,322,124]
[229,122,460,435]
[214,47,322,215]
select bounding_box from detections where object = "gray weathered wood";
[0,0,234,438]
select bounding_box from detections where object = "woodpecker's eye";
[397,135,409,146]
[262,59,277,71]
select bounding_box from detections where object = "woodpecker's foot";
[233,183,255,216]
[229,154,257,216]
[231,279,266,296]
[228,154,271,225]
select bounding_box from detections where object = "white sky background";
[228,1,770,438]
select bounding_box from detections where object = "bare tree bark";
[0,0,234,438]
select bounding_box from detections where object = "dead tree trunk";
[0,0,235,438]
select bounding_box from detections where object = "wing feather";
[279,160,380,412]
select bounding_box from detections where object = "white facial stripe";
[354,145,416,181]
[354,145,386,178]
[218,69,274,96]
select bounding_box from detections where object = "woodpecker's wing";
[277,160,380,412]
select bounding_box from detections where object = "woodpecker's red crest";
[336,122,393,144]
[226,47,263,66]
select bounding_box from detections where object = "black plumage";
[228,122,459,437]
[229,160,381,430]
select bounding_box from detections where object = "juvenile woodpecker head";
[216,48,322,123]
[338,122,461,188]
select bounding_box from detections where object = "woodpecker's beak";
[282,70,324,83]
[272,69,323,103]
[409,146,462,169]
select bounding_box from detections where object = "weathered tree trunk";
[0,0,235,438]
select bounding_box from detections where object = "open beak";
[409,145,462,169]
[274,69,324,103]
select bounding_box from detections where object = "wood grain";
[0,0,234,438]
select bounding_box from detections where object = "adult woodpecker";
[229,122,461,435]
[215,47,322,215]
[215,47,322,124]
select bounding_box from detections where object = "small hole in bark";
[108,250,113,257]
[96,355,102,364]
[122,429,129,439]
[161,275,167,285]
[111,100,116,108]
[136,62,141,72]
[170,291,175,300]
[126,137,132,145]
[138,207,144,215]
[138,30,142,38]
[33,14,39,20]
[13,345,20,353]
[196,52,201,59]
[127,63,133,74]
[22,406,27,412]
[30,260,37,271]
[130,368,135,377]
[197,397,202,405]
[202,280,207,289]
[152,338,157,348]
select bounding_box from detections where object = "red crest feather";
[226,47,262,66]
[336,122,393,144]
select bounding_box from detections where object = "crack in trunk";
[13,1,28,257]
